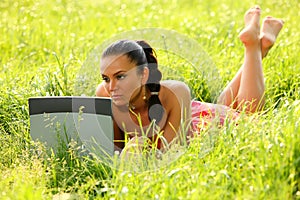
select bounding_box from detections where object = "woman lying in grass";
[96,6,284,156]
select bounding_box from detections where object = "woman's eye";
[102,77,109,82]
[116,74,126,80]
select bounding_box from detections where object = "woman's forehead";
[100,54,136,74]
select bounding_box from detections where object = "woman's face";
[100,54,148,107]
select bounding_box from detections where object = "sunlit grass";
[0,0,299,199]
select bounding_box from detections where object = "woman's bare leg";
[218,6,263,112]
[217,17,284,106]
[218,16,284,107]
[217,67,242,108]
[260,16,284,58]
[218,9,284,112]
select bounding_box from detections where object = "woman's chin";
[112,99,128,108]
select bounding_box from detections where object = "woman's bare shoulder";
[96,83,110,97]
[161,80,191,97]
[160,80,191,105]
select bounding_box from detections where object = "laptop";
[28,96,114,159]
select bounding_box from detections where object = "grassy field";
[1,0,300,199]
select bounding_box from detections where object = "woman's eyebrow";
[113,70,127,76]
[101,70,126,76]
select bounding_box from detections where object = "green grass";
[1,0,300,199]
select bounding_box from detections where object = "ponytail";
[136,40,164,123]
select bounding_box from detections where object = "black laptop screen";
[29,97,112,116]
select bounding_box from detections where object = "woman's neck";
[128,87,149,112]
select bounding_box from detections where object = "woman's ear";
[141,67,149,85]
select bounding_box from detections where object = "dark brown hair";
[101,39,164,123]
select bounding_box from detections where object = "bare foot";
[260,16,284,58]
[239,6,261,46]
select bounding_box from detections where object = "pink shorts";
[191,100,239,132]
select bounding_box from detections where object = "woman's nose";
[109,79,117,91]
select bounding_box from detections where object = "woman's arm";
[96,82,109,97]
[113,121,125,151]
[96,83,125,151]
[159,80,191,147]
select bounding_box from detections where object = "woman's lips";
[111,95,122,100]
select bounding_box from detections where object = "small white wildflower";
[121,186,129,194]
